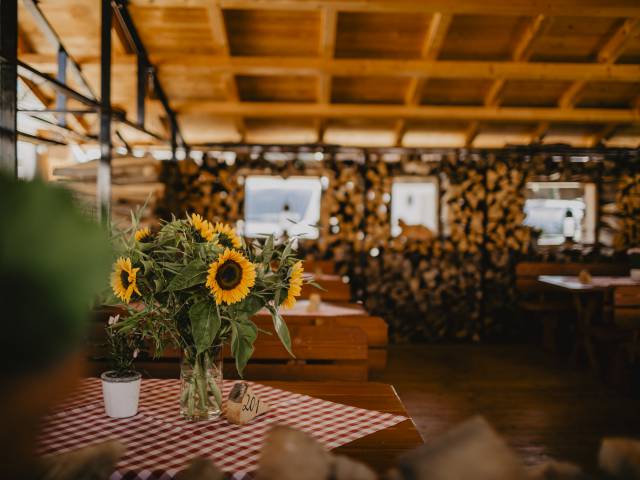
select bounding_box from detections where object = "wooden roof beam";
[173,101,640,123]
[588,123,618,147]
[597,17,640,64]
[20,54,640,82]
[317,7,337,142]
[530,122,550,143]
[558,17,639,111]
[485,14,552,107]
[464,121,480,147]
[399,12,452,145]
[127,0,640,18]
[207,4,245,142]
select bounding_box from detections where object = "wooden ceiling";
[16,0,640,148]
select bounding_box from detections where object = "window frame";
[524,180,598,246]
[242,174,323,240]
[390,175,440,237]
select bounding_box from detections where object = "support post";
[98,0,112,224]
[0,0,18,177]
[56,47,67,127]
[136,55,146,128]
[170,117,177,161]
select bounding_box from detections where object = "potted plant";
[101,314,142,418]
[106,213,309,421]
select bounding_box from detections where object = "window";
[390,177,439,237]
[524,182,597,245]
[243,176,322,239]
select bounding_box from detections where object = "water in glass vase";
[180,345,223,421]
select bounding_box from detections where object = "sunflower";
[134,227,152,242]
[189,213,214,242]
[281,261,304,309]
[206,249,256,305]
[111,257,141,304]
[212,222,242,249]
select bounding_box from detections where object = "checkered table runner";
[37,379,407,479]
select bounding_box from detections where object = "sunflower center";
[120,270,131,288]
[216,260,242,290]
[218,233,234,248]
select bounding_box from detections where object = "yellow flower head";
[134,227,152,243]
[281,261,304,309]
[110,257,141,304]
[189,213,214,242]
[212,222,242,249]
[206,249,256,305]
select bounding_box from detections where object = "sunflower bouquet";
[107,212,307,420]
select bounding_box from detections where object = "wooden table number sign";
[225,382,270,425]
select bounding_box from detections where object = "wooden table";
[538,275,639,374]
[254,299,367,319]
[265,381,423,472]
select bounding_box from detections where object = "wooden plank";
[588,123,618,147]
[317,7,336,141]
[173,101,640,123]
[127,0,640,18]
[19,54,640,82]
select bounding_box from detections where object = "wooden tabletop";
[254,299,367,318]
[263,381,423,473]
[538,275,640,291]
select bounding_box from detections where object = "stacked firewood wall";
[158,149,640,343]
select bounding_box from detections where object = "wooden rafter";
[20,54,640,83]
[207,4,246,141]
[589,123,618,147]
[484,14,551,107]
[398,12,452,146]
[173,101,640,123]
[464,121,480,147]
[530,122,550,143]
[558,17,639,111]
[317,7,337,142]
[128,0,640,18]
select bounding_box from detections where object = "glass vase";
[180,345,223,421]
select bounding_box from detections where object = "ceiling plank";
[127,0,640,18]
[173,101,640,123]
[207,3,245,141]
[20,54,640,82]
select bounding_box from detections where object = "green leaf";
[165,259,207,292]
[230,319,258,377]
[189,300,221,354]
[262,235,274,265]
[240,295,265,317]
[267,305,294,358]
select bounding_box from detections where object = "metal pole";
[98,0,112,225]
[137,55,146,128]
[0,0,17,177]
[56,47,67,127]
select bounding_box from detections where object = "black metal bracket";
[0,0,17,176]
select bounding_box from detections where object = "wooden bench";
[253,314,388,373]
[515,262,628,351]
[303,259,336,275]
[301,276,351,302]
[224,325,369,382]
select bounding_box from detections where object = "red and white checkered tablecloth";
[37,379,407,480]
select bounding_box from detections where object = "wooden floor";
[372,344,640,473]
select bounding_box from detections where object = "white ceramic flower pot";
[101,371,141,418]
